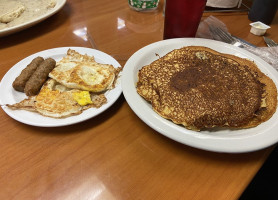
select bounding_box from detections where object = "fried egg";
[8,79,107,118]
[34,79,82,118]
[49,49,116,92]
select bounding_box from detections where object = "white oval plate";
[0,0,66,37]
[0,47,122,127]
[122,38,278,153]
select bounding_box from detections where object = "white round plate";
[122,38,278,153]
[0,0,66,37]
[0,47,122,127]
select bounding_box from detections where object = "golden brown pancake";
[137,46,277,131]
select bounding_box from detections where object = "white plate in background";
[0,0,66,37]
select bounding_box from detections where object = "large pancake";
[136,46,277,131]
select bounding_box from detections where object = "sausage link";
[12,57,44,92]
[24,58,56,96]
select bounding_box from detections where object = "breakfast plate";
[0,0,66,37]
[122,38,278,153]
[0,47,122,127]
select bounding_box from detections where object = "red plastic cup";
[163,0,207,39]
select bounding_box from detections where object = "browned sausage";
[12,56,44,92]
[24,58,56,96]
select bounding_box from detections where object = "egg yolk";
[72,91,93,106]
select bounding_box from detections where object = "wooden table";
[1,0,278,199]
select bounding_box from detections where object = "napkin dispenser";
[206,0,242,8]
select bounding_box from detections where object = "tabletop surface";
[1,0,278,199]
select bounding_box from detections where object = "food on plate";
[49,49,117,92]
[7,48,121,118]
[24,57,56,96]
[0,0,56,30]
[12,56,44,92]
[137,46,277,131]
